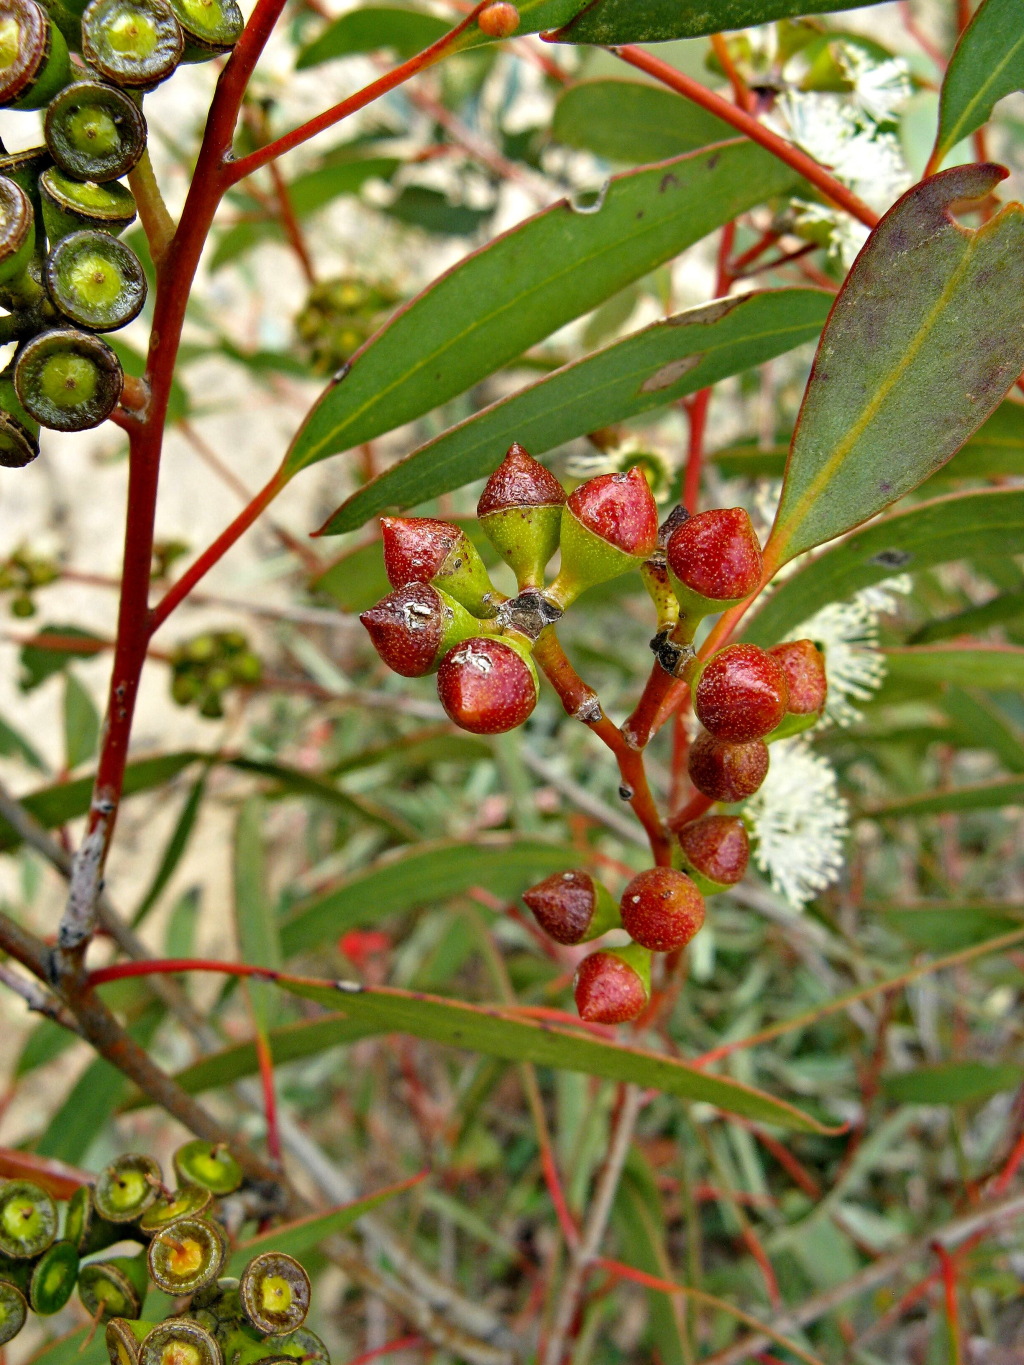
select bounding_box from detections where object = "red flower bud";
[676,815,749,892]
[573,945,650,1024]
[379,516,498,617]
[619,866,705,952]
[478,443,565,588]
[360,583,479,677]
[768,639,827,716]
[436,635,538,734]
[522,868,619,945]
[687,732,769,803]
[477,1,519,37]
[546,467,659,609]
[694,643,789,742]
[666,507,763,606]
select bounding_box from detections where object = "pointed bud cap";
[437,635,538,734]
[360,582,479,677]
[380,516,499,617]
[478,443,565,588]
[547,467,659,609]
[573,944,651,1024]
[768,639,827,716]
[522,868,619,945]
[694,644,789,742]
[676,815,749,893]
[666,507,763,615]
[620,866,705,952]
[687,732,769,803]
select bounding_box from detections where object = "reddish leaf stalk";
[255,1024,283,1167]
[87,957,282,988]
[931,1241,964,1365]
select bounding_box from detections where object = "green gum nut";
[45,229,147,330]
[29,1239,78,1314]
[173,1140,243,1196]
[139,1319,224,1365]
[480,503,562,592]
[263,1328,330,1365]
[239,1252,311,1335]
[81,0,183,88]
[15,327,123,431]
[63,1184,92,1251]
[166,0,240,59]
[0,1279,27,1345]
[45,80,148,182]
[106,1317,157,1365]
[0,0,70,110]
[0,368,41,467]
[39,167,137,238]
[138,1183,212,1233]
[0,175,36,288]
[0,1180,58,1258]
[544,504,644,610]
[147,1215,225,1295]
[77,1252,149,1320]
[93,1154,161,1224]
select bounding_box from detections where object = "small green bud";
[476,443,566,590]
[138,1183,212,1232]
[80,0,184,88]
[45,80,148,182]
[106,1317,154,1365]
[14,327,124,432]
[45,229,148,331]
[139,1319,222,1365]
[77,1252,148,1321]
[39,166,137,238]
[0,0,70,111]
[93,1153,161,1223]
[0,1179,57,1257]
[166,0,240,59]
[174,1140,243,1195]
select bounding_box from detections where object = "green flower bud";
[239,1252,310,1335]
[545,468,659,611]
[0,367,41,468]
[29,1238,78,1314]
[81,0,183,88]
[0,1279,27,1345]
[0,1180,58,1257]
[93,1153,161,1223]
[39,167,137,238]
[0,0,70,111]
[147,1215,225,1295]
[45,80,148,182]
[476,443,566,590]
[165,0,239,59]
[173,1141,243,1196]
[45,229,147,331]
[139,1319,223,1365]
[77,1251,148,1321]
[15,327,124,432]
[138,1182,212,1232]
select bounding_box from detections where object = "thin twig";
[0,960,80,1032]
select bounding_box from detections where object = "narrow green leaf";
[865,776,1024,818]
[285,141,801,477]
[0,711,47,772]
[883,645,1024,692]
[225,1176,422,1275]
[296,7,450,66]
[19,625,104,692]
[15,1019,77,1078]
[552,78,732,163]
[933,0,1024,166]
[766,165,1024,568]
[320,289,829,533]
[882,1061,1023,1105]
[229,756,416,840]
[62,673,99,772]
[281,837,579,956]
[880,903,1023,952]
[909,588,1024,644]
[164,886,202,959]
[744,488,1024,647]
[555,0,887,43]
[234,797,280,1033]
[279,979,838,1132]
[132,773,208,927]
[941,688,1024,773]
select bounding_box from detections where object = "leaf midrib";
[940,20,1024,155]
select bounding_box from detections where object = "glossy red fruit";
[687,732,769,803]
[694,644,789,742]
[477,1,519,36]
[566,467,659,558]
[768,639,827,715]
[677,815,749,889]
[666,507,763,603]
[360,584,447,677]
[573,949,649,1024]
[380,515,459,586]
[619,867,705,952]
[478,443,565,516]
[436,636,538,734]
[522,869,618,945]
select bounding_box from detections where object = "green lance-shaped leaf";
[745,487,1024,647]
[882,1061,1024,1106]
[882,645,1024,692]
[864,775,1024,818]
[765,164,1024,570]
[296,6,451,66]
[284,140,800,476]
[552,78,734,164]
[278,979,839,1133]
[320,288,830,534]
[553,0,888,43]
[933,0,1024,169]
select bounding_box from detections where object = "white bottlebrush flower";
[786,576,912,727]
[746,738,850,909]
[839,47,912,125]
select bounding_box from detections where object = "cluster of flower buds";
[0,544,58,615]
[293,276,400,377]
[361,442,659,734]
[0,0,243,465]
[0,1143,329,1365]
[170,630,262,718]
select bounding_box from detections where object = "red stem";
[87,957,281,988]
[932,1242,964,1365]
[346,1338,424,1365]
[255,1025,283,1166]
[609,45,880,230]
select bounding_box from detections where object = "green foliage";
[556,0,888,43]
[933,0,1024,164]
